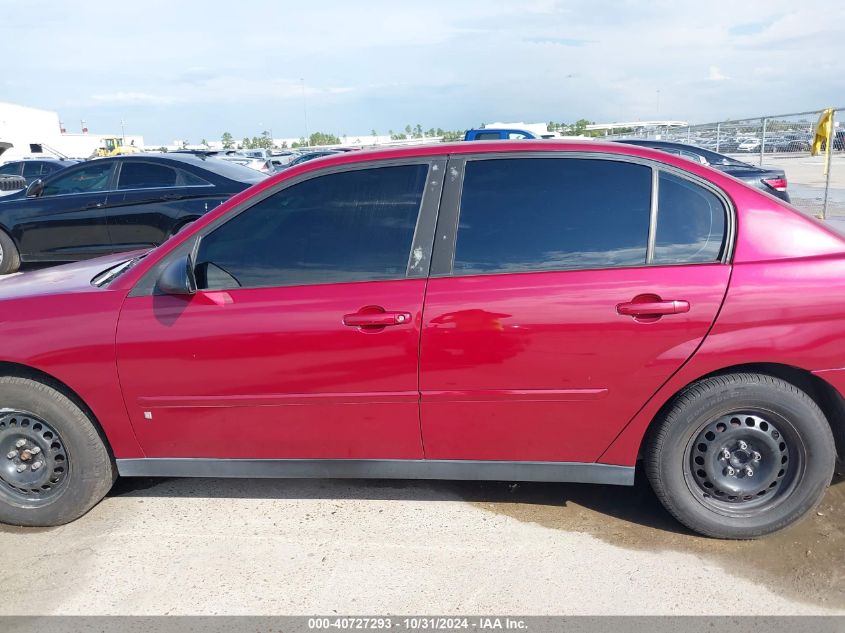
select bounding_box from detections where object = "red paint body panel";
[419,265,730,461]
[0,255,144,457]
[600,254,845,465]
[1,140,844,468]
[114,280,426,458]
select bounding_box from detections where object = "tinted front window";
[454,158,652,274]
[653,172,726,264]
[195,164,428,289]
[42,162,112,196]
[0,163,20,176]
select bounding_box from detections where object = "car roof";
[277,139,679,169]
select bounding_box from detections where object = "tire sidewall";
[0,378,113,526]
[0,231,20,275]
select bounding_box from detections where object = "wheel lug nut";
[15,464,26,473]
[14,439,26,449]
[5,451,16,460]
[752,451,761,461]
[725,466,736,476]
[31,461,42,471]
[722,449,731,459]
[738,441,748,450]
[746,467,754,477]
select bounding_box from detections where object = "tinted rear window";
[454,158,652,274]
[653,172,726,264]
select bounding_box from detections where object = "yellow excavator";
[93,137,140,158]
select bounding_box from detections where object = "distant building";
[0,102,144,161]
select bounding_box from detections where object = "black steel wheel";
[685,411,801,513]
[0,411,70,505]
[0,376,114,526]
[646,373,835,539]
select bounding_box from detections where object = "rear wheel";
[0,376,114,526]
[645,373,835,539]
[0,230,21,275]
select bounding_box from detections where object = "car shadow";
[108,463,689,536]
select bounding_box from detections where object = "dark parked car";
[0,153,264,274]
[2,140,845,539]
[617,139,790,202]
[0,158,80,185]
[0,143,26,193]
[281,150,343,169]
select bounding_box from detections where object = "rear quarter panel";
[601,186,845,465]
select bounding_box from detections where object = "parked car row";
[617,140,791,201]
[0,153,264,274]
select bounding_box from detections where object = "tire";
[0,175,26,192]
[645,373,835,539]
[0,376,115,526]
[0,230,21,275]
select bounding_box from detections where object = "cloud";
[708,66,729,81]
[522,36,592,46]
[89,92,177,106]
[3,0,843,141]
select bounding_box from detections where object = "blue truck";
[463,128,539,141]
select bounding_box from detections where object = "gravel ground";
[0,474,843,615]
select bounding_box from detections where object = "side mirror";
[156,253,197,296]
[25,179,44,198]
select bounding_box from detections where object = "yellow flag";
[811,108,834,156]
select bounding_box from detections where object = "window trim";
[40,161,117,198]
[129,157,446,297]
[114,160,213,192]
[431,152,735,278]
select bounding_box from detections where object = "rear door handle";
[343,311,412,327]
[85,201,104,209]
[617,299,690,316]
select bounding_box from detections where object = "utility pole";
[301,78,309,147]
[120,119,126,143]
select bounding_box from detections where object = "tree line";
[214,119,607,150]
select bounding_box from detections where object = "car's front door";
[15,161,114,261]
[116,160,444,459]
[419,156,732,463]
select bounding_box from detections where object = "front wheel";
[645,373,835,539]
[0,376,115,526]
[0,231,21,275]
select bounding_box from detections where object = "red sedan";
[1,140,843,538]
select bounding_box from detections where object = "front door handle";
[85,201,104,210]
[343,310,412,327]
[617,299,690,317]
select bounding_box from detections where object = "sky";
[1,0,843,144]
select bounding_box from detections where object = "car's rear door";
[116,159,444,459]
[419,154,732,462]
[106,160,220,251]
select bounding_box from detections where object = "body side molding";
[116,458,635,486]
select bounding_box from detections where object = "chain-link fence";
[604,107,845,218]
